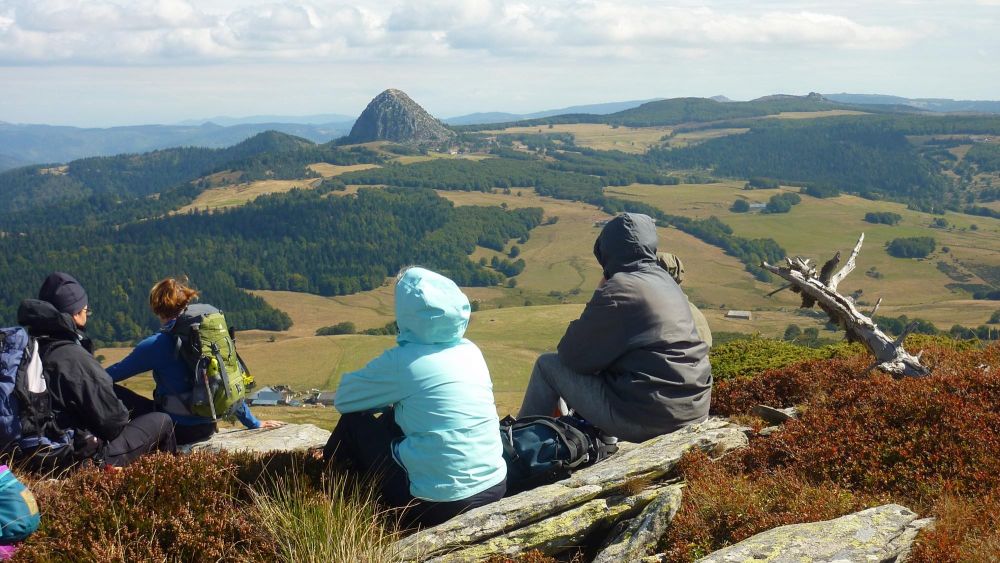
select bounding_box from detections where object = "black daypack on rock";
[499,414,619,495]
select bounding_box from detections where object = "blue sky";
[1,0,998,126]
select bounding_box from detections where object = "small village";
[245,385,336,408]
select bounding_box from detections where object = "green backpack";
[161,304,253,420]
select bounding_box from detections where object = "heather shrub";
[659,451,877,562]
[11,450,402,563]
[709,335,863,381]
[674,341,1000,561]
[908,493,1000,563]
[14,452,276,562]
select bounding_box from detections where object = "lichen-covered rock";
[593,485,684,563]
[188,423,329,454]
[395,418,747,560]
[695,504,933,563]
[428,486,673,562]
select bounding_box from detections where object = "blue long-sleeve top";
[105,323,260,429]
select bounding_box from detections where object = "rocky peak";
[347,89,455,144]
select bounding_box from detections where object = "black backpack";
[499,414,619,495]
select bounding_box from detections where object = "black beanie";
[38,272,89,315]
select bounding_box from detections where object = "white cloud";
[0,0,941,66]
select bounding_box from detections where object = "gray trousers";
[518,353,651,442]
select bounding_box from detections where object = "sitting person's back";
[519,214,713,442]
[325,267,506,526]
[106,278,278,444]
[17,273,175,467]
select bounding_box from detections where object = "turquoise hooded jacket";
[334,267,507,502]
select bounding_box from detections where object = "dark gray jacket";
[557,213,712,437]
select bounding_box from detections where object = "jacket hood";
[395,267,470,346]
[17,299,80,340]
[594,213,659,278]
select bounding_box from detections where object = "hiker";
[323,267,507,528]
[17,273,176,467]
[656,252,713,348]
[518,213,713,442]
[106,278,282,445]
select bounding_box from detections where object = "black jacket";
[17,299,129,444]
[557,213,712,437]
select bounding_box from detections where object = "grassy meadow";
[484,123,673,153]
[98,122,1000,433]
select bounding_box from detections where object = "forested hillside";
[0,188,541,343]
[455,94,887,131]
[648,121,947,207]
[0,131,381,212]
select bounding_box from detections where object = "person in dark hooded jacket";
[518,213,712,442]
[17,273,176,468]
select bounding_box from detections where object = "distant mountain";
[0,153,25,172]
[176,113,355,126]
[825,93,1000,114]
[346,89,454,144]
[444,99,661,125]
[454,93,895,131]
[0,130,318,212]
[710,95,733,103]
[0,121,352,167]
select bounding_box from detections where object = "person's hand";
[258,420,285,429]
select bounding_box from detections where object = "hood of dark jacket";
[18,298,81,341]
[594,213,659,279]
[395,267,470,346]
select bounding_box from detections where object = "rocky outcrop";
[188,423,329,454]
[693,504,933,563]
[593,485,684,562]
[347,89,455,144]
[396,418,748,561]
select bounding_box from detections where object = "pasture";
[180,179,322,212]
[609,182,1000,308]
[485,123,673,153]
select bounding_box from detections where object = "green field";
[95,122,1000,432]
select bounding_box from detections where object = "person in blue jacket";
[106,278,282,445]
[323,266,507,528]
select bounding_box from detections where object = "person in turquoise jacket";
[323,266,507,528]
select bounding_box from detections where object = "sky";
[1,0,998,127]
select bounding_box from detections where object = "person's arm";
[556,285,629,375]
[234,401,260,429]
[333,351,410,414]
[105,335,159,382]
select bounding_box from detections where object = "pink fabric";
[0,544,17,560]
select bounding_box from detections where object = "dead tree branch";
[762,233,929,378]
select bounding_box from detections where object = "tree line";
[0,187,542,344]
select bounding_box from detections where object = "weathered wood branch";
[762,233,929,378]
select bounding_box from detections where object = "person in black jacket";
[17,273,176,467]
[518,213,712,442]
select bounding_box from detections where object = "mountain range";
[4,91,1000,171]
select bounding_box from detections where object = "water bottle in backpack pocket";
[499,414,619,496]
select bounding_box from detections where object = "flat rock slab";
[188,423,330,454]
[396,418,747,561]
[696,504,933,563]
[429,486,673,562]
